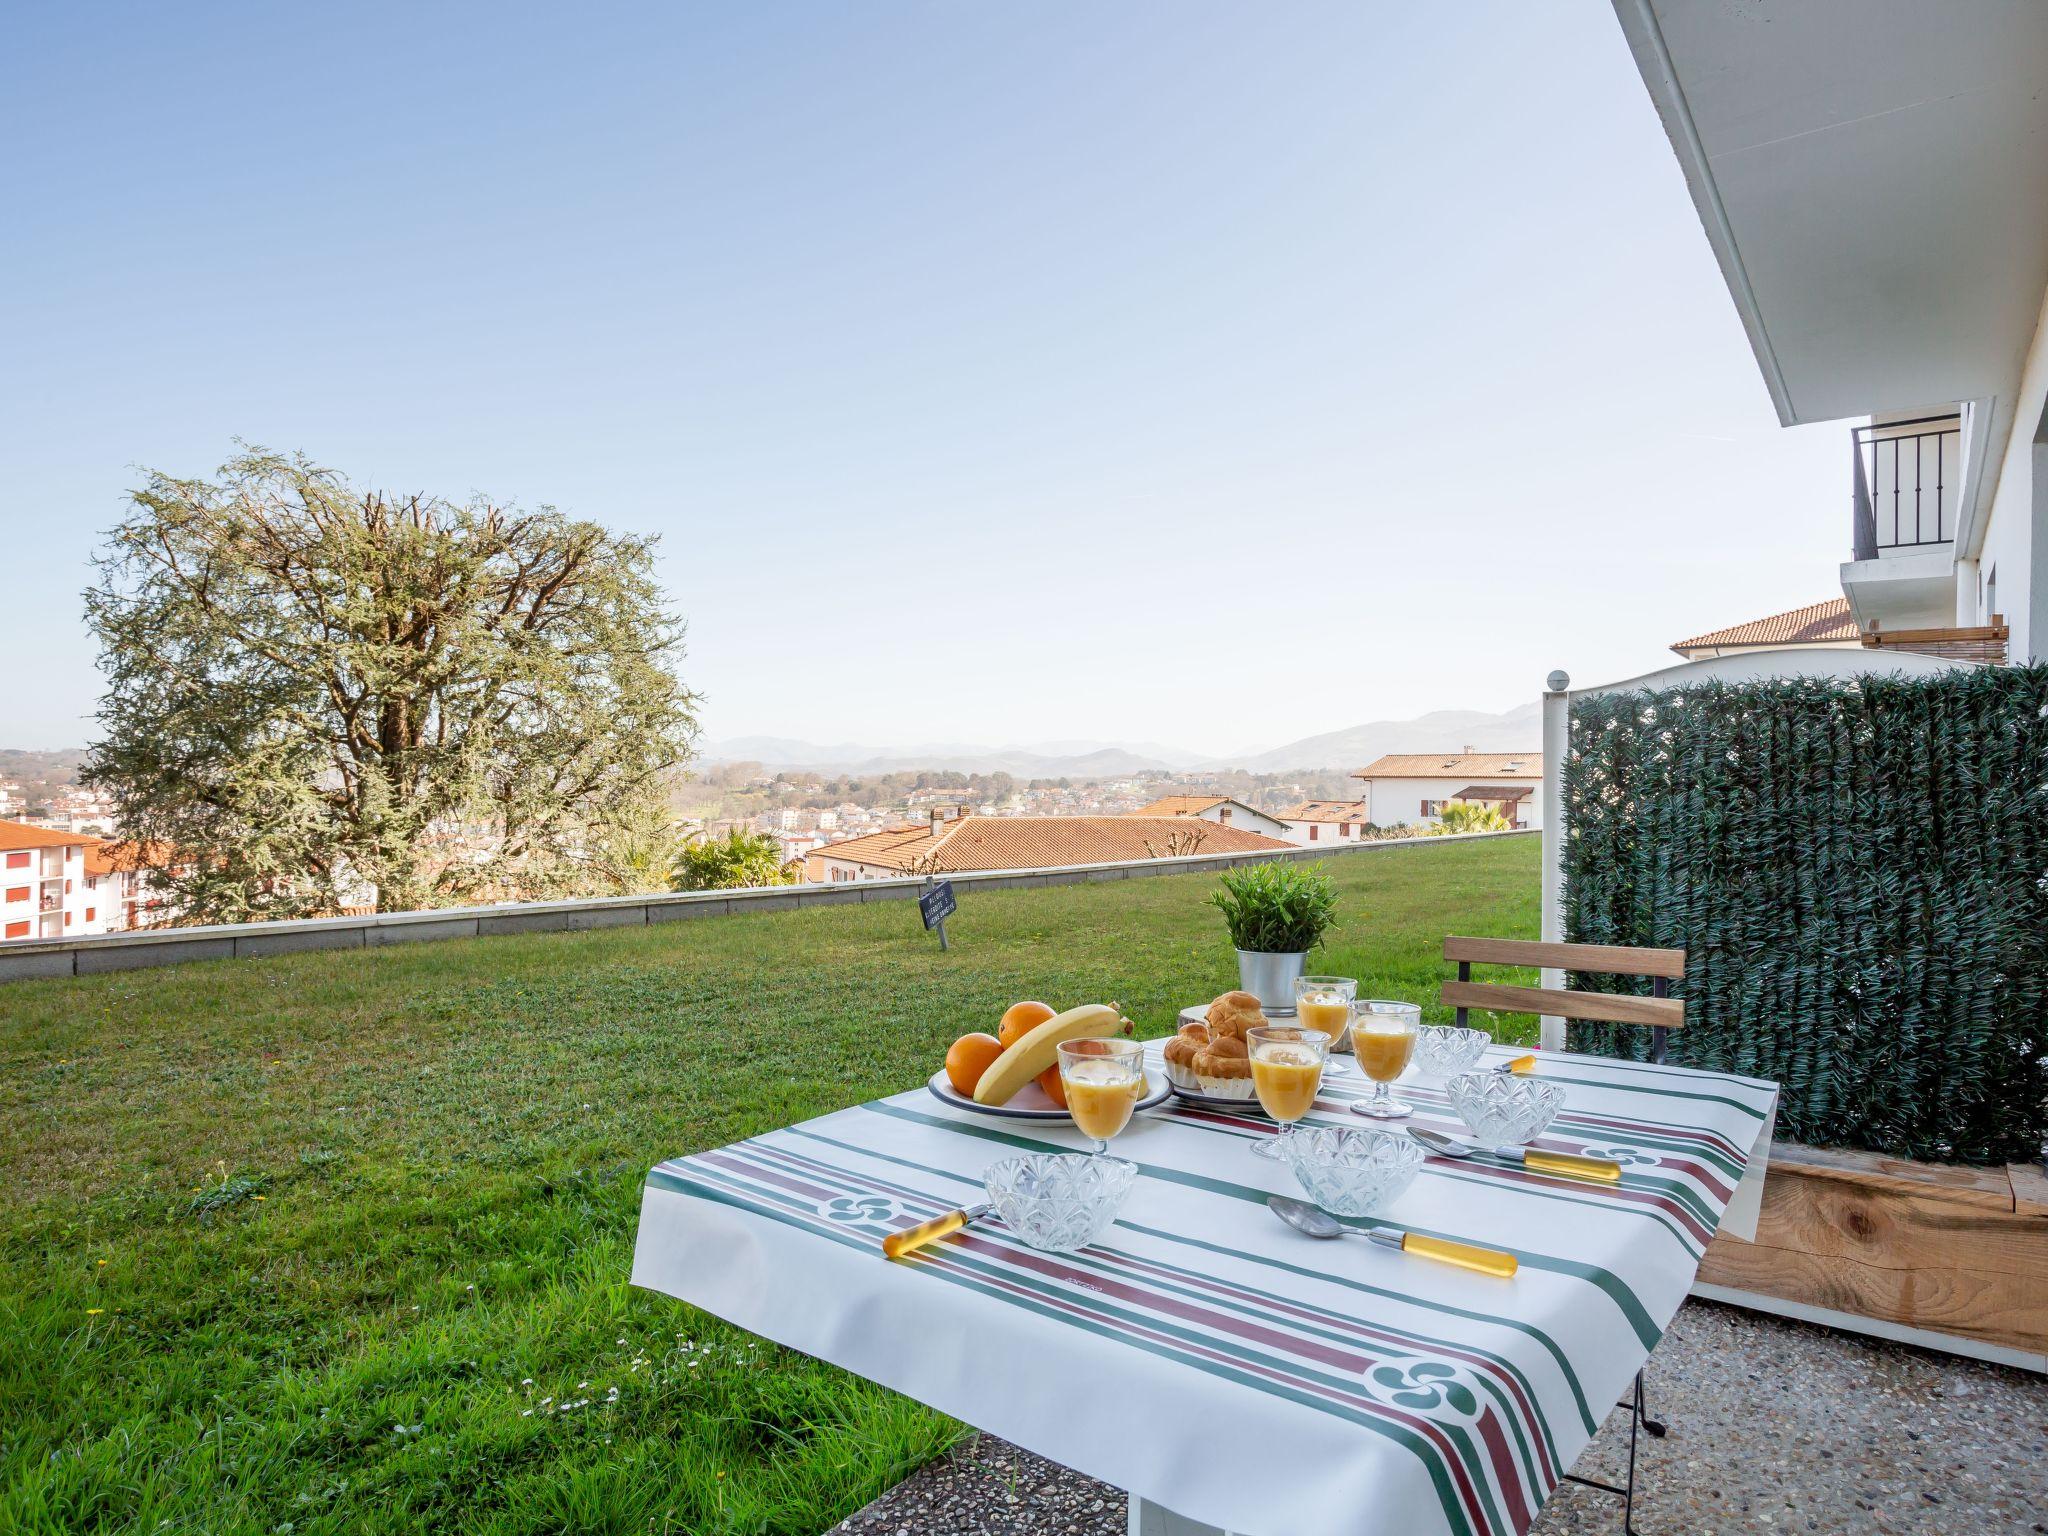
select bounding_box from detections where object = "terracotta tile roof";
[810,823,941,867]
[1670,598,1858,654]
[1451,785,1532,803]
[1277,800,1372,823]
[1354,753,1541,781]
[0,820,82,852]
[1129,795,1231,817]
[811,814,1291,873]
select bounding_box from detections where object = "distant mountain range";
[695,736,1190,777]
[699,703,1543,777]
[1207,703,1544,772]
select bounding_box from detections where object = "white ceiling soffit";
[1614,0,2048,426]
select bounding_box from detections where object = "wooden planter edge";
[1697,1138,2048,1371]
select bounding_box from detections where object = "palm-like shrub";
[671,829,796,891]
[1210,862,1338,954]
[1434,801,1512,835]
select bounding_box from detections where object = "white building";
[1274,800,1376,847]
[1618,2,2048,665]
[1125,795,1293,840]
[1353,751,1542,830]
[1,822,106,941]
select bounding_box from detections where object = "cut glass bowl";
[1411,1024,1492,1076]
[983,1152,1134,1252]
[1445,1071,1565,1145]
[1281,1125,1425,1217]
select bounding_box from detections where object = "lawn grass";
[0,834,1539,1535]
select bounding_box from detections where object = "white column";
[1538,673,1570,1051]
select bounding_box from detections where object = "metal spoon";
[1266,1196,1517,1276]
[1409,1127,1622,1182]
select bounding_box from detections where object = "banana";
[972,1003,1131,1105]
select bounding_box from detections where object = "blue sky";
[1,2,1846,758]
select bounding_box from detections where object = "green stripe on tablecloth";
[1513,1072,1768,1120]
[768,1129,1558,1489]
[863,1099,1664,1354]
[655,1165,1486,1536]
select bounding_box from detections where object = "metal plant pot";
[1235,948,1307,1011]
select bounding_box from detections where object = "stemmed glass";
[1246,1025,1330,1162]
[1348,1000,1420,1120]
[1056,1037,1146,1156]
[1294,975,1357,1075]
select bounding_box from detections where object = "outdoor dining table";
[631,1036,1780,1536]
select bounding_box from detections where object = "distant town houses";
[1351,748,1542,830]
[804,808,1291,882]
[2,782,121,835]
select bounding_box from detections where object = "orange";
[944,1032,1005,1096]
[997,1000,1057,1049]
[1037,1064,1068,1109]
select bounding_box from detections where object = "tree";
[1433,801,1512,835]
[84,448,700,921]
[671,829,796,891]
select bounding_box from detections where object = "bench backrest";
[1441,936,1684,1061]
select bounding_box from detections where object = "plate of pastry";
[1161,990,1270,1103]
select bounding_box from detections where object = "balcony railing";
[1851,415,1962,560]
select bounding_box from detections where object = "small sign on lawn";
[918,878,957,949]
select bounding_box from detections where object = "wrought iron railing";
[1851,414,1961,559]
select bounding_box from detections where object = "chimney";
[1462,744,1476,755]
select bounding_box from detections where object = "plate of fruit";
[931,1001,1171,1122]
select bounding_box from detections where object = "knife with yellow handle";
[1410,1127,1623,1182]
[881,1203,991,1259]
[1493,1053,1538,1075]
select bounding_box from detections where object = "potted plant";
[1209,862,1338,1008]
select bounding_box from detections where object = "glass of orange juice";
[1349,1000,1420,1119]
[1057,1037,1147,1155]
[1293,975,1356,1073]
[1246,1024,1330,1161]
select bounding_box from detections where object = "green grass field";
[0,835,1538,1535]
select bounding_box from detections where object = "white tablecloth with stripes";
[631,1039,1778,1536]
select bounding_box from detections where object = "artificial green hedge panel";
[1562,665,2048,1164]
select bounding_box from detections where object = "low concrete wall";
[0,829,1535,984]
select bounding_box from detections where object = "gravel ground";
[823,1301,2048,1536]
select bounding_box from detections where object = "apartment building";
[0,822,103,940]
[1618,2,2048,664]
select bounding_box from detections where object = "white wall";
[1969,278,2048,659]
[1187,801,1291,838]
[1277,817,1372,848]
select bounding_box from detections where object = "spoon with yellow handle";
[881,1203,991,1259]
[1409,1127,1622,1183]
[1268,1196,1518,1278]
[1494,1053,1538,1075]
